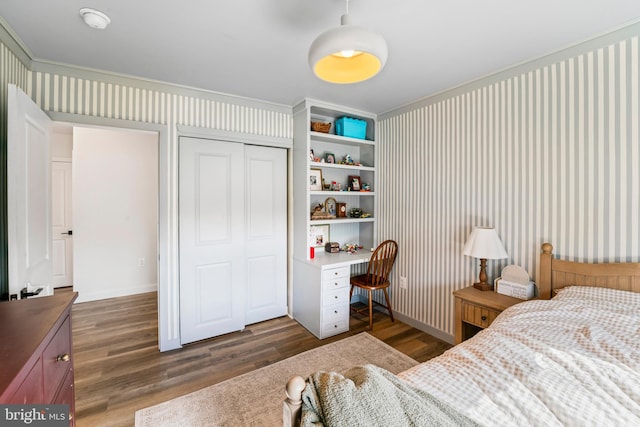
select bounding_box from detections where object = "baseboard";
[74,283,158,303]
[392,312,454,345]
[351,294,454,345]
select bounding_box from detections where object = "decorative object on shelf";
[325,152,336,164]
[309,148,315,161]
[337,202,347,217]
[308,0,388,84]
[340,154,361,166]
[309,224,330,248]
[330,181,341,191]
[362,182,371,191]
[311,203,334,220]
[324,197,337,216]
[349,208,363,218]
[309,168,323,191]
[348,175,361,191]
[336,117,367,139]
[463,226,509,291]
[310,121,332,133]
[341,243,363,253]
[324,242,340,253]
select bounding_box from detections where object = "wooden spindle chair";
[349,240,398,330]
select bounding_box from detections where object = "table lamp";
[463,226,508,291]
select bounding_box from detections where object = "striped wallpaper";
[378,34,639,336]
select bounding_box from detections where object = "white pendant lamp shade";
[309,13,388,84]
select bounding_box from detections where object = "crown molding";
[380,18,640,120]
[0,16,34,66]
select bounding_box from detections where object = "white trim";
[46,111,180,352]
[176,125,293,149]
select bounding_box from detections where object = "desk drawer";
[322,266,349,281]
[322,288,349,307]
[322,304,349,323]
[321,318,349,337]
[322,276,350,292]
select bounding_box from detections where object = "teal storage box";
[335,117,367,139]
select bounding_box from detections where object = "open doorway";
[51,124,159,303]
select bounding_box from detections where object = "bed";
[283,243,640,426]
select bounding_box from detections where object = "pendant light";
[308,0,388,84]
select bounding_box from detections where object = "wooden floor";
[68,290,452,427]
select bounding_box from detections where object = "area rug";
[135,332,418,426]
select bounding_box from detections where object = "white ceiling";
[2,0,640,114]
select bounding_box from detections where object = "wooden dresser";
[0,292,78,425]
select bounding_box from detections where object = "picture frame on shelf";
[309,224,330,248]
[309,168,323,191]
[324,197,337,216]
[348,175,362,191]
[325,152,336,164]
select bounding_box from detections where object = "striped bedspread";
[398,286,640,426]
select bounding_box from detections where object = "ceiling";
[2,1,640,114]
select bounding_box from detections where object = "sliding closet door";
[245,145,287,325]
[179,137,245,344]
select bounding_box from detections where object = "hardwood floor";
[68,290,452,427]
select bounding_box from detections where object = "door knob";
[61,230,73,236]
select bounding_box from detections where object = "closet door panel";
[179,137,245,344]
[245,146,287,324]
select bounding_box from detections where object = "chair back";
[366,240,398,287]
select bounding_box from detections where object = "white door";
[245,145,287,324]
[7,84,53,298]
[51,161,73,288]
[179,137,246,344]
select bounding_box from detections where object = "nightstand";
[453,286,523,344]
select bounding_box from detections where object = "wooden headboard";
[538,243,640,299]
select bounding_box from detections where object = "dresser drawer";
[8,359,43,404]
[322,276,350,292]
[461,302,500,328]
[322,266,349,282]
[322,288,350,307]
[43,315,73,403]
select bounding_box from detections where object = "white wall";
[72,127,158,302]
[51,126,73,159]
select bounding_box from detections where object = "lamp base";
[473,282,494,291]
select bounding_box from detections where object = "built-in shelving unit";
[293,99,378,258]
[292,99,378,339]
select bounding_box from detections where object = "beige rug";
[135,333,418,426]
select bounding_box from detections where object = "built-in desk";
[292,250,371,339]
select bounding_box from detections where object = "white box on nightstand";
[495,278,537,300]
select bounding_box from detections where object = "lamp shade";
[463,226,508,260]
[309,14,388,84]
